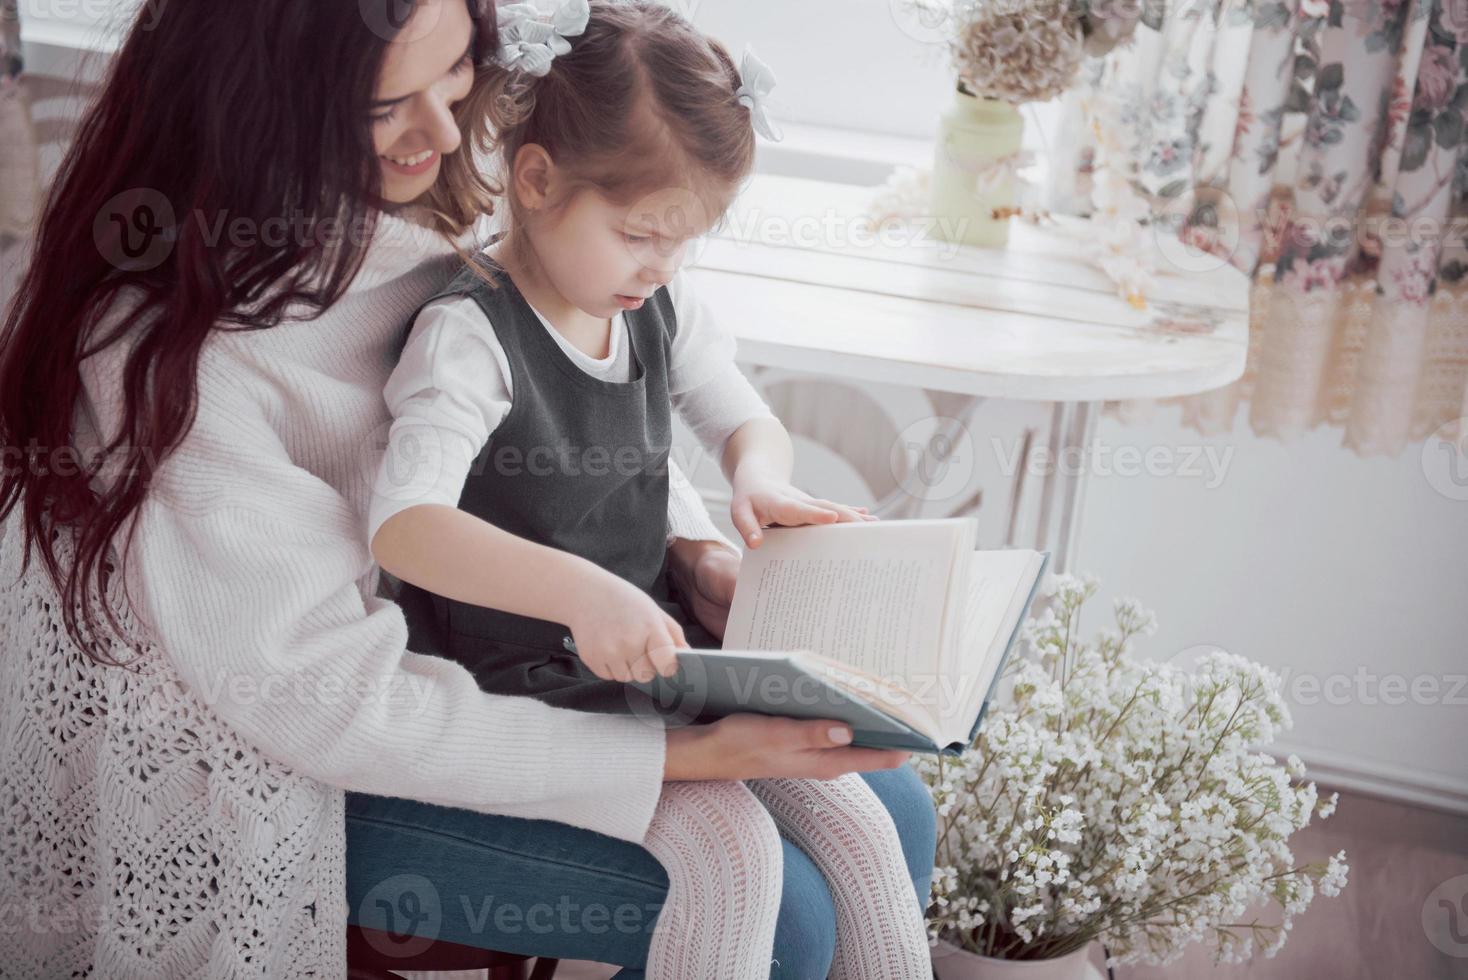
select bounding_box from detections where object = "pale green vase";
[929,85,1025,248]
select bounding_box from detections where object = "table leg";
[1033,400,1098,575]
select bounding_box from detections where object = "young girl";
[366,2,933,977]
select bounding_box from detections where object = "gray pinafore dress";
[392,251,719,716]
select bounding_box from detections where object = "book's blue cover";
[631,550,1052,756]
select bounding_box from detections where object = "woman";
[0,1,935,977]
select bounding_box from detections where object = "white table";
[686,174,1249,573]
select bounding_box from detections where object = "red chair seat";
[346,924,559,980]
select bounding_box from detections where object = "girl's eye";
[624,233,652,244]
[371,105,400,126]
[450,52,473,75]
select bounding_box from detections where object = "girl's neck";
[488,235,613,358]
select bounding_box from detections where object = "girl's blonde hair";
[434,0,756,259]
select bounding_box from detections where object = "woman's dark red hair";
[0,0,497,664]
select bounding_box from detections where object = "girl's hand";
[565,570,685,684]
[664,713,911,781]
[729,470,874,549]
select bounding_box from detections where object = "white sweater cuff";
[535,707,668,841]
[666,473,735,550]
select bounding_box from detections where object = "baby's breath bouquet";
[914,574,1348,966]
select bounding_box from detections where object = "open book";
[631,517,1049,755]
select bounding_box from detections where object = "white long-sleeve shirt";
[366,267,774,547]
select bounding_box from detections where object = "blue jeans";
[345,765,937,979]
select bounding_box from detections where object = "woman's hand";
[565,568,685,684]
[729,468,873,550]
[664,713,910,781]
[666,537,741,640]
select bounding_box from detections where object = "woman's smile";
[381,149,440,175]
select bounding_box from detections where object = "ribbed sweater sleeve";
[92,331,669,844]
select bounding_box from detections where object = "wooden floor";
[1118,788,1468,980]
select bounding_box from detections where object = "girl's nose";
[642,264,675,287]
[641,242,687,285]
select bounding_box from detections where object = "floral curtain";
[1059,0,1468,456]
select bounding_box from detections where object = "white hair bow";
[494,0,590,77]
[735,47,782,141]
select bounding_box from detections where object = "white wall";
[1075,411,1468,813]
[686,0,956,139]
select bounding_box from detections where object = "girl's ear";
[511,143,556,211]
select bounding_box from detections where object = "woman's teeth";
[383,149,435,167]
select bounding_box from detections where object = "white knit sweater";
[0,207,734,979]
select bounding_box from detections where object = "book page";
[940,548,1046,743]
[724,521,964,687]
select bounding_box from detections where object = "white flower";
[1320,851,1349,896]
[1317,793,1339,819]
[917,571,1347,964]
